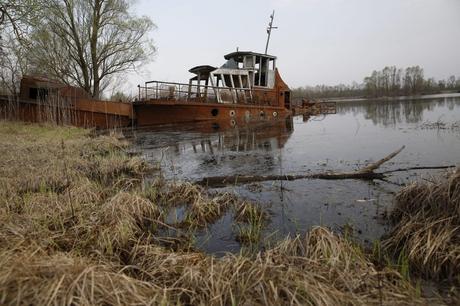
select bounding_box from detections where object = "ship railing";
[137,80,273,105]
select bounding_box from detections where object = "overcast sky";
[127,0,460,90]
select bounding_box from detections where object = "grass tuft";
[384,169,460,284]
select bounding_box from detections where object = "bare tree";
[0,0,40,40]
[0,1,40,95]
[403,66,424,95]
[0,33,30,95]
[447,75,456,89]
[0,1,22,37]
[28,0,156,98]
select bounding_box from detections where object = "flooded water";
[131,94,460,255]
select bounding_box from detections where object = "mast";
[264,10,278,55]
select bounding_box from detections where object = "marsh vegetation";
[0,120,459,305]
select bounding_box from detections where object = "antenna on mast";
[265,10,278,54]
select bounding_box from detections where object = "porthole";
[230,119,236,127]
[273,111,278,117]
[259,111,265,118]
[229,110,236,117]
[211,108,219,117]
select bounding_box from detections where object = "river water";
[131,94,460,254]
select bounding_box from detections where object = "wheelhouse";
[220,51,277,88]
[137,50,289,109]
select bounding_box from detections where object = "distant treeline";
[293,66,460,100]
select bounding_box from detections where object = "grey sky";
[127,0,460,90]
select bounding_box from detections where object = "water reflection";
[337,96,460,127]
[133,116,295,180]
[185,116,293,154]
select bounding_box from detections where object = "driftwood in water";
[196,146,456,188]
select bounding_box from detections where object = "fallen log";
[195,146,456,188]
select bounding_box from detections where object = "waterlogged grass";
[234,202,267,245]
[0,120,450,305]
[384,169,460,284]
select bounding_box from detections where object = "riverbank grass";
[0,120,443,305]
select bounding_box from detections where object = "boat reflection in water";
[189,116,293,153]
[131,116,295,180]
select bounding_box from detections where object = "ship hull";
[133,100,290,127]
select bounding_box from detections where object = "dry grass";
[0,120,439,305]
[384,169,460,284]
[0,230,428,306]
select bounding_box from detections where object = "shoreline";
[322,91,460,103]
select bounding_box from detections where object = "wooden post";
[197,73,201,98]
[204,78,209,102]
[188,79,193,101]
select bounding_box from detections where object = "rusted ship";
[134,51,292,127]
[0,13,296,129]
[0,50,293,129]
[133,11,291,127]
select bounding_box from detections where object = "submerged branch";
[196,146,457,188]
[197,146,406,187]
[382,165,457,174]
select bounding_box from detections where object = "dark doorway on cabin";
[29,88,50,100]
[284,91,291,109]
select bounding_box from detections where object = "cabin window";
[29,88,38,99]
[223,74,232,87]
[29,87,49,100]
[254,57,261,86]
[254,57,272,87]
[244,56,254,69]
[261,58,268,87]
[232,75,241,88]
[241,75,249,88]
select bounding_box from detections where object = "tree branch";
[195,146,445,188]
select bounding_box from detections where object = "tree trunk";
[90,0,101,99]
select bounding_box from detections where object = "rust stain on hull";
[134,101,288,126]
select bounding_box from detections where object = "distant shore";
[322,91,460,103]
